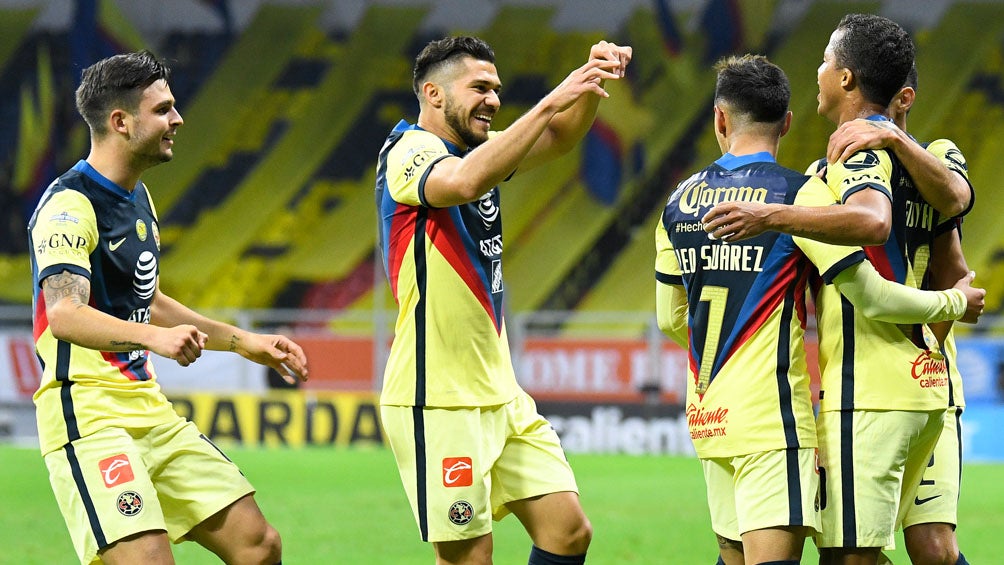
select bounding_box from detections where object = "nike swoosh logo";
[915,494,942,505]
[109,238,126,251]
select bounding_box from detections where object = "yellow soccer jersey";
[28,161,178,455]
[655,152,859,459]
[816,140,949,412]
[927,137,972,407]
[376,120,519,408]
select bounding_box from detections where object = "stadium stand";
[3,0,1004,335]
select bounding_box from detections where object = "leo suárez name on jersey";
[677,179,768,217]
[675,243,765,274]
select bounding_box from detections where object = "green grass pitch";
[2,445,1000,563]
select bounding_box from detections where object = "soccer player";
[654,54,982,565]
[696,14,977,565]
[828,70,975,565]
[28,51,308,565]
[375,36,631,565]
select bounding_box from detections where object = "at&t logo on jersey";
[99,454,135,487]
[133,251,157,300]
[477,191,499,229]
[442,457,473,487]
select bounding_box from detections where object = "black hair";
[713,54,790,124]
[412,36,495,96]
[75,50,171,135]
[833,13,915,107]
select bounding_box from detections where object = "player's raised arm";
[421,43,627,207]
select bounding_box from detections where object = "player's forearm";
[149,290,245,352]
[656,283,689,347]
[766,204,888,246]
[833,262,966,323]
[47,298,158,352]
[888,133,970,217]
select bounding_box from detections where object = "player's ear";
[713,105,727,137]
[108,108,129,135]
[422,81,444,109]
[840,67,855,92]
[779,110,792,138]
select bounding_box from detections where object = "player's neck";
[837,98,888,125]
[85,146,141,193]
[724,135,778,159]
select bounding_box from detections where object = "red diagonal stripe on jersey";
[864,245,895,281]
[387,204,417,302]
[426,208,499,331]
[33,295,49,341]
[100,351,146,381]
[721,254,801,367]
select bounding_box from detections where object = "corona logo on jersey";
[685,402,728,440]
[911,350,948,388]
[99,454,135,487]
[677,179,767,218]
[443,457,473,487]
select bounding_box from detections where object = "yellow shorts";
[900,406,963,529]
[44,418,255,564]
[702,448,820,541]
[381,390,578,543]
[815,409,945,549]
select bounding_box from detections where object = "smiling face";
[436,56,500,149]
[816,29,846,123]
[126,79,183,166]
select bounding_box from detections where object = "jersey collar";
[395,119,465,157]
[72,160,137,201]
[715,151,776,170]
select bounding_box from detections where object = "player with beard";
[375,36,630,565]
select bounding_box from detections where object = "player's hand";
[544,57,622,113]
[589,40,632,78]
[953,271,985,324]
[701,201,775,243]
[151,325,207,367]
[239,333,309,384]
[826,118,900,164]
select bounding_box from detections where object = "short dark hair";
[75,50,172,135]
[412,36,495,96]
[713,54,790,124]
[833,13,915,107]
[904,63,918,91]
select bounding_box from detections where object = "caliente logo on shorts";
[448,500,474,525]
[116,491,144,516]
[442,457,473,487]
[98,454,134,488]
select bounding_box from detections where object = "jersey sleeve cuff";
[820,250,867,284]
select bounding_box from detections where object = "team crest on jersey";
[134,251,157,299]
[448,500,474,525]
[135,219,148,241]
[842,150,880,171]
[116,491,143,516]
